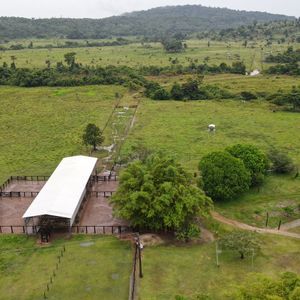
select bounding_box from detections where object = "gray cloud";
[1,0,299,18]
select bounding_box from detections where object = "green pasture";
[153,74,300,95]
[0,85,126,182]
[122,78,300,226]
[138,234,300,299]
[123,96,300,169]
[0,235,131,300]
[0,39,298,70]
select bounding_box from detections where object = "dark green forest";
[0,5,294,39]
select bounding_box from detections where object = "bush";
[226,144,268,186]
[170,83,184,100]
[240,91,257,101]
[152,88,170,100]
[268,148,295,174]
[199,151,251,202]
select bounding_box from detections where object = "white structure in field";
[23,155,97,226]
[208,124,216,132]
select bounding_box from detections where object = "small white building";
[23,155,97,228]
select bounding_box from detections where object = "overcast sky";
[1,0,300,18]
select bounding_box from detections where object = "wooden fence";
[0,190,115,198]
[88,191,115,198]
[91,174,118,182]
[0,176,49,192]
[0,191,39,198]
[0,225,131,235]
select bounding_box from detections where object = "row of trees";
[0,7,290,39]
[139,61,247,77]
[0,38,132,51]
[0,53,146,88]
[145,78,234,101]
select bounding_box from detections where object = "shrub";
[240,91,257,101]
[268,148,295,174]
[226,144,268,186]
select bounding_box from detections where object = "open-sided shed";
[23,155,97,228]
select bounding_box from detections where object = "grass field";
[138,234,300,299]
[121,76,300,227]
[0,235,131,300]
[0,85,126,182]
[0,40,298,70]
[0,37,300,300]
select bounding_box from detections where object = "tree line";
[0,6,292,39]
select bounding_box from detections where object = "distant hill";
[0,5,295,39]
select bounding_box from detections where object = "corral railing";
[0,191,39,198]
[0,225,131,235]
[0,175,49,192]
[91,174,118,182]
[88,191,115,198]
[0,174,118,192]
[0,190,115,198]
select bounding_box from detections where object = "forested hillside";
[0,5,294,39]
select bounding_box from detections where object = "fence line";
[0,191,39,198]
[88,191,115,198]
[0,225,131,235]
[0,176,49,192]
[0,190,115,199]
[91,174,118,182]
[0,174,118,194]
[129,243,138,300]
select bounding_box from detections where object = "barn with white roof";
[23,155,97,230]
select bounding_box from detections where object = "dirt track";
[212,211,300,239]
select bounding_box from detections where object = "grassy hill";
[0,5,294,39]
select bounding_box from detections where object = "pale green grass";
[123,97,300,169]
[153,74,300,95]
[138,235,300,300]
[0,85,126,183]
[0,40,298,70]
[0,235,131,300]
[122,91,300,227]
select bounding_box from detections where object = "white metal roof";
[23,155,97,224]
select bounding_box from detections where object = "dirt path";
[280,219,300,231]
[212,211,300,239]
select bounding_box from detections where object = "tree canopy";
[111,154,212,240]
[199,151,251,202]
[226,144,268,186]
[0,6,292,39]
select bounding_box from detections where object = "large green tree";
[199,151,251,202]
[111,154,212,239]
[82,123,104,151]
[226,144,268,186]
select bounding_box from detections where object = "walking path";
[212,211,300,239]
